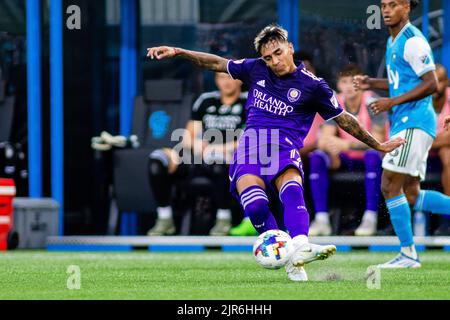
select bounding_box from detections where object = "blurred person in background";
[430,64,450,235]
[147,72,248,236]
[308,64,386,236]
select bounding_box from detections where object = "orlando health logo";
[253,88,294,116]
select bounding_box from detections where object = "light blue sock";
[414,190,450,215]
[386,195,414,247]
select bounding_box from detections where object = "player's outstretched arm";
[147,46,229,73]
[353,75,389,91]
[334,111,405,153]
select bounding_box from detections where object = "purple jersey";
[227,58,344,200]
[227,58,344,149]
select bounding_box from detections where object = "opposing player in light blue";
[354,0,450,268]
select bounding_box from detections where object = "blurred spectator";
[308,64,386,236]
[147,72,249,236]
[430,64,450,235]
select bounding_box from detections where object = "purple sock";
[279,181,310,237]
[309,150,330,213]
[364,150,382,212]
[240,186,278,234]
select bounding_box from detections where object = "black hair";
[409,0,420,10]
[254,24,289,54]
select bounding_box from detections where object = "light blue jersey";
[386,22,436,138]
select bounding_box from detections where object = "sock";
[362,210,377,222]
[364,150,382,212]
[279,181,310,238]
[240,186,278,234]
[315,212,330,222]
[386,195,414,247]
[401,245,418,260]
[157,206,172,220]
[148,151,172,207]
[217,209,231,221]
[309,151,330,213]
[210,164,233,214]
[292,235,309,247]
[414,190,450,215]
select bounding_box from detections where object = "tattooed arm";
[334,111,405,153]
[147,46,229,73]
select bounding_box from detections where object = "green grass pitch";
[0,251,449,300]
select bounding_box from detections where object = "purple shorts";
[229,130,305,201]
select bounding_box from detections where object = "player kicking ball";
[147,25,404,281]
[354,0,450,268]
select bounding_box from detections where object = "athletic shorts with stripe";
[382,128,434,181]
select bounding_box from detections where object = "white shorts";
[382,128,434,181]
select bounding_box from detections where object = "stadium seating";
[112,80,193,234]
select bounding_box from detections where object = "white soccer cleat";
[290,243,337,267]
[285,261,308,282]
[377,253,422,269]
[355,218,377,236]
[309,219,332,236]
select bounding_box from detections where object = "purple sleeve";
[227,59,259,84]
[313,80,344,121]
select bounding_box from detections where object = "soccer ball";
[253,230,294,270]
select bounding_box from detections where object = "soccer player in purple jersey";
[147,24,405,281]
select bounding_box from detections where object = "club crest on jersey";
[287,88,301,103]
[231,104,243,115]
[420,54,431,65]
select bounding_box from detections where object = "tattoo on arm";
[175,48,228,73]
[335,112,381,150]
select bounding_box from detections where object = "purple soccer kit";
[227,58,344,237]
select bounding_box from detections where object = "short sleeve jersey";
[191,90,248,141]
[386,22,437,138]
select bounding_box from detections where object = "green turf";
[0,251,449,300]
